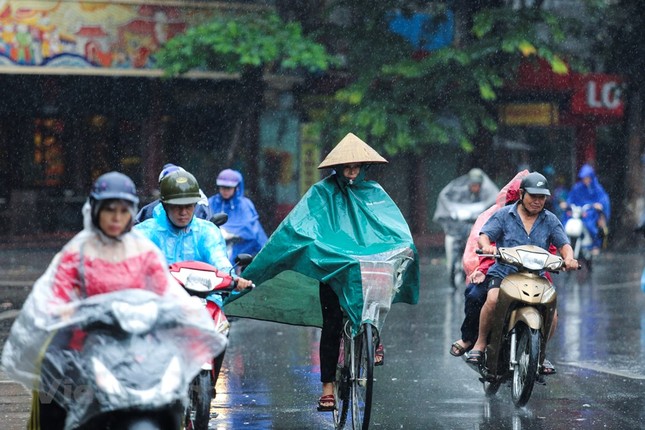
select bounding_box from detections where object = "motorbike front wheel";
[511,323,541,407]
[186,370,213,430]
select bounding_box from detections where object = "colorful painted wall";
[0,1,223,70]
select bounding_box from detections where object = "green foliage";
[155,11,336,76]
[316,2,583,156]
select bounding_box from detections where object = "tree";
[312,0,573,154]
[589,0,645,243]
[155,11,336,198]
[303,0,580,233]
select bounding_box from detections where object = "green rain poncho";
[225,167,420,332]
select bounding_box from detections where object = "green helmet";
[160,170,201,205]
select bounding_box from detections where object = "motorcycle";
[437,201,489,288]
[463,245,563,407]
[169,253,253,430]
[36,289,226,430]
[563,203,598,272]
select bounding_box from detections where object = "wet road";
[1,248,645,429]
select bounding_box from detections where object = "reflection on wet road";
[1,250,645,429]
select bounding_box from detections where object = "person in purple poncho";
[208,169,268,265]
[565,163,610,254]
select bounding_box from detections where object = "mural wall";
[0,1,218,70]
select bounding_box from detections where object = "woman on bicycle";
[224,132,420,412]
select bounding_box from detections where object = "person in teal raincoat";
[225,133,420,412]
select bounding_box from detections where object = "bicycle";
[331,247,414,430]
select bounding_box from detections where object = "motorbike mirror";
[235,253,254,267]
[210,213,228,227]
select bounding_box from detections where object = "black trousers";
[460,277,490,343]
[319,283,344,383]
[29,393,66,430]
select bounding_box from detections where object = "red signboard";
[570,74,624,117]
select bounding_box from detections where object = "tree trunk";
[233,68,264,201]
[616,85,643,246]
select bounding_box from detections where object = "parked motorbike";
[437,201,489,288]
[463,245,563,407]
[169,254,253,430]
[37,289,226,430]
[563,203,597,272]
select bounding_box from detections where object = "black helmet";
[160,170,201,205]
[89,172,139,231]
[520,172,551,196]
[90,172,139,205]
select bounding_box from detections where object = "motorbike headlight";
[112,301,159,334]
[160,356,183,395]
[516,250,548,270]
[93,357,126,399]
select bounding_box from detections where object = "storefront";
[494,59,625,191]
[0,1,299,236]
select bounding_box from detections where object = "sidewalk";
[0,370,31,430]
[0,245,57,430]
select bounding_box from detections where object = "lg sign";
[571,74,624,117]
[587,80,621,109]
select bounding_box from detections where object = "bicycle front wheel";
[351,323,375,430]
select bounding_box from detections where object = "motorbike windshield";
[224,173,420,331]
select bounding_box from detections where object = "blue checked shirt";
[480,202,570,279]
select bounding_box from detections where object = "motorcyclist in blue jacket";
[134,169,252,293]
[134,169,252,402]
[565,163,610,254]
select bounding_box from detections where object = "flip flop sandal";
[466,350,484,365]
[317,394,336,412]
[540,359,557,375]
[449,341,471,357]
[375,344,385,366]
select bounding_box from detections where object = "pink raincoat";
[461,170,529,281]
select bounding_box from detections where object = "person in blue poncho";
[565,164,610,253]
[208,169,268,265]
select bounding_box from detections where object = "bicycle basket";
[355,247,414,332]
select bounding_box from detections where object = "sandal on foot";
[375,344,384,366]
[450,341,472,357]
[317,394,336,412]
[466,350,484,365]
[540,359,557,375]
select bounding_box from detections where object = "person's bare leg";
[319,382,334,408]
[322,382,334,396]
[471,288,499,353]
[548,310,558,341]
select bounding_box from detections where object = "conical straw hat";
[318,133,388,169]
